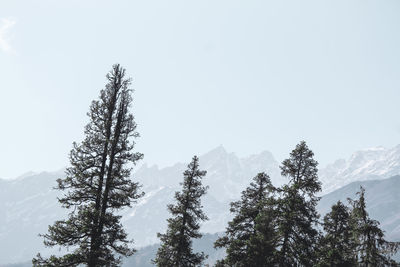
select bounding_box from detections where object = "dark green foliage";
[153,156,208,267]
[275,141,321,267]
[33,64,143,267]
[214,259,227,267]
[317,189,400,267]
[214,172,277,267]
[349,187,400,266]
[317,201,356,267]
[248,207,279,265]
[121,233,223,267]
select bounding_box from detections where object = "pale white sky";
[1,0,400,178]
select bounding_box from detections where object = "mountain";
[319,145,400,193]
[1,145,400,265]
[318,175,400,241]
[120,146,282,247]
[124,175,400,267]
[0,146,281,264]
[0,171,68,264]
[0,233,225,267]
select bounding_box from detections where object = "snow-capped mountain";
[0,146,281,264]
[121,146,282,247]
[0,171,68,264]
[1,144,400,265]
[319,145,400,193]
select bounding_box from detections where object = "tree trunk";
[88,71,121,267]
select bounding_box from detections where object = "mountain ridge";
[1,145,400,264]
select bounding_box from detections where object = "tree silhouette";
[33,64,143,267]
[153,156,208,267]
[214,172,277,266]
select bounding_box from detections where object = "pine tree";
[349,187,400,267]
[275,141,321,267]
[153,156,208,267]
[214,172,277,267]
[33,64,143,267]
[317,201,356,267]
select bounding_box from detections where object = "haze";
[1,0,400,178]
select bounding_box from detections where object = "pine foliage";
[349,187,400,266]
[33,64,143,267]
[317,201,356,267]
[153,156,208,267]
[275,141,321,267]
[214,172,277,267]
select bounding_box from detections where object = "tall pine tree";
[33,64,143,267]
[153,156,208,267]
[214,172,277,267]
[317,201,356,267]
[275,141,321,267]
[349,187,400,266]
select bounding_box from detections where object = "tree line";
[32,65,399,267]
[212,142,400,267]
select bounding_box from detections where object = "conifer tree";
[33,64,143,267]
[153,156,208,267]
[214,172,277,267]
[349,187,400,266]
[317,201,356,267]
[275,141,321,267]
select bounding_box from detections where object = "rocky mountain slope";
[1,145,400,265]
[0,146,281,264]
[319,145,400,193]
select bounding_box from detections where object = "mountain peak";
[361,146,386,152]
[13,171,37,180]
[201,145,228,160]
[320,144,400,193]
[209,145,227,154]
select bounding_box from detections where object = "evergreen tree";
[275,141,321,267]
[33,64,143,267]
[317,201,356,267]
[214,172,277,267]
[349,187,400,267]
[153,156,208,267]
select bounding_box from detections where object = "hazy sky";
[1,0,399,179]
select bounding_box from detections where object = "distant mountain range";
[319,145,400,193]
[1,145,400,265]
[318,175,400,241]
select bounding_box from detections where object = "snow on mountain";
[0,146,281,264]
[2,144,400,264]
[120,146,282,247]
[319,145,400,193]
[0,171,68,264]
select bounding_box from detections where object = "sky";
[0,0,400,179]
